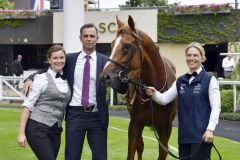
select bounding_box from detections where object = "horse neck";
[140,39,166,90]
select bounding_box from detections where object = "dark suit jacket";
[64,51,109,128]
[12,59,23,76]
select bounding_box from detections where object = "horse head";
[100,15,143,94]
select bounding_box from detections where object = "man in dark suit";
[12,54,23,89]
[23,24,109,160]
[64,24,109,160]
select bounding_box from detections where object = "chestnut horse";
[100,15,177,160]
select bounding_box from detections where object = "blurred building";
[1,1,237,78]
[9,0,97,10]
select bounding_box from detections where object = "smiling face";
[48,50,66,73]
[186,47,203,72]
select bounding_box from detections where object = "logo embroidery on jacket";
[193,84,201,94]
[179,83,186,94]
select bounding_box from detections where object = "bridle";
[107,31,146,90]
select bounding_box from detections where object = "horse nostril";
[104,75,112,86]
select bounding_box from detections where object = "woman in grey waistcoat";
[18,44,71,160]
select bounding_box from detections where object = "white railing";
[0,76,25,101]
[0,76,239,112]
[218,80,240,112]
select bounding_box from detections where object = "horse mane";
[136,29,169,90]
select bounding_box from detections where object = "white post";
[64,0,84,53]
[233,84,237,112]
[110,88,114,106]
[34,0,39,10]
[0,76,2,101]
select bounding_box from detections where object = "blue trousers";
[65,106,107,160]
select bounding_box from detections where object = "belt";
[79,106,96,112]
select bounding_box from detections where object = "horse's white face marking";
[104,36,122,68]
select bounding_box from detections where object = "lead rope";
[149,100,223,160]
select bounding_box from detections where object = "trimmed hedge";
[220,89,234,113]
[109,103,240,121]
[109,105,127,111]
[220,113,240,121]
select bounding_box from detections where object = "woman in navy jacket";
[145,42,221,160]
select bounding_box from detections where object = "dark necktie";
[186,71,198,80]
[81,55,91,106]
[55,73,66,80]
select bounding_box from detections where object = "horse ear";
[116,15,124,28]
[128,15,136,32]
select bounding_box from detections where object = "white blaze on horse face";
[104,36,122,69]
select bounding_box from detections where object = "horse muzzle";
[100,70,129,94]
[101,74,113,87]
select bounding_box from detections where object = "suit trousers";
[179,142,213,160]
[25,119,63,160]
[65,106,107,160]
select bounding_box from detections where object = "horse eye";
[123,44,131,53]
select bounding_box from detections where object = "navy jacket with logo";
[176,69,212,144]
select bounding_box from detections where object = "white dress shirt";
[151,67,221,132]
[22,68,69,111]
[222,56,234,71]
[69,51,97,106]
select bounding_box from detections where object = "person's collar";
[80,50,96,61]
[48,68,63,77]
[189,66,202,74]
[195,66,202,74]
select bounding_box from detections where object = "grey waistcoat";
[29,72,71,127]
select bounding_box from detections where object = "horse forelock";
[117,25,140,40]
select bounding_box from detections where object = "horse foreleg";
[127,120,144,160]
[157,126,172,160]
[136,134,144,160]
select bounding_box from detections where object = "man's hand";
[22,80,33,96]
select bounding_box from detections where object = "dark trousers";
[65,106,107,160]
[25,119,63,160]
[179,142,213,160]
[13,74,20,89]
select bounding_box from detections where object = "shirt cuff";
[22,101,33,111]
[207,122,216,132]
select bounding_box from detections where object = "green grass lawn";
[0,108,240,160]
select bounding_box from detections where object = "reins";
[115,70,223,159]
[119,74,222,159]
[149,100,223,160]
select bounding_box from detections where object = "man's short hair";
[80,23,98,35]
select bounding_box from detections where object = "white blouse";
[22,68,69,111]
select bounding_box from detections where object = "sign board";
[53,9,158,43]
[85,9,158,43]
